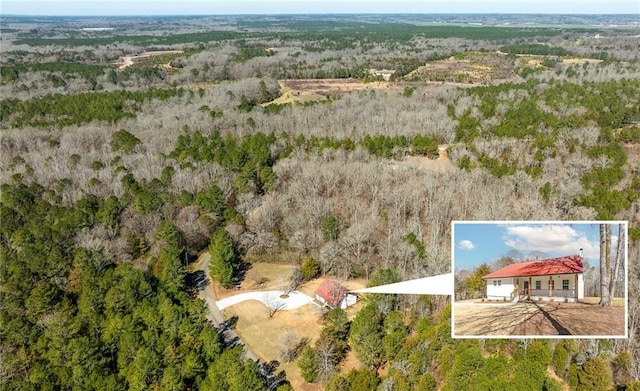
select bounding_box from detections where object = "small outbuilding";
[314,279,358,309]
[482,255,584,302]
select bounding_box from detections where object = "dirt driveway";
[454,300,625,337]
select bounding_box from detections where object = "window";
[563,279,569,290]
[497,280,501,286]
[493,281,497,286]
[535,280,541,290]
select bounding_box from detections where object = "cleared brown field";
[454,299,625,337]
[262,79,395,106]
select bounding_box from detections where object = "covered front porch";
[510,273,582,303]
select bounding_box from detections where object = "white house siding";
[486,274,584,301]
[339,294,358,309]
[318,293,358,309]
[525,274,584,301]
[486,278,515,300]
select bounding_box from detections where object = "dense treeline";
[0,180,272,390]
[500,43,570,56]
[1,88,185,128]
[0,62,108,83]
[12,24,562,49]
[170,131,279,194]
[13,30,243,48]
[170,130,440,170]
[457,79,640,142]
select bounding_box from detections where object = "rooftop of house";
[482,255,584,279]
[314,279,349,307]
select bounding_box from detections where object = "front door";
[523,281,529,295]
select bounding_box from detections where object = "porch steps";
[512,294,527,303]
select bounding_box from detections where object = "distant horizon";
[2,1,639,17]
[4,12,640,17]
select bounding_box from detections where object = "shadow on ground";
[454,301,625,337]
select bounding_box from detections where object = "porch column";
[549,276,553,298]
[574,274,578,301]
[529,277,532,296]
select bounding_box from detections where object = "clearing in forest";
[453,299,625,337]
[390,145,453,172]
[405,51,516,84]
[117,50,184,69]
[217,263,367,390]
[263,79,394,106]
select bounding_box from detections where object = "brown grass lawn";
[454,297,626,337]
[220,266,367,389]
[224,300,324,390]
[262,81,327,106]
[242,262,297,291]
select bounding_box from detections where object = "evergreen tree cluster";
[0,179,269,390]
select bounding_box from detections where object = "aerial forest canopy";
[1,13,639,391]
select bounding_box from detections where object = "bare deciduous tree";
[599,224,612,306]
[315,337,338,383]
[286,267,304,295]
[609,224,625,300]
[264,293,286,318]
[279,330,309,363]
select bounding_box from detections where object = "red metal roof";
[482,255,583,279]
[314,279,349,307]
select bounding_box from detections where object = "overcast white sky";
[2,0,639,16]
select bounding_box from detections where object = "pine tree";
[349,303,384,368]
[209,228,239,288]
[298,346,319,382]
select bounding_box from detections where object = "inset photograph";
[452,221,627,338]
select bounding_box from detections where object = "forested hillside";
[1,14,639,390]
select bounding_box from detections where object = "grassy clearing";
[221,273,367,388]
[222,286,322,389]
[262,81,327,106]
[243,262,296,290]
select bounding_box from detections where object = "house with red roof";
[314,279,357,309]
[482,255,584,302]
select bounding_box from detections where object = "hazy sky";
[453,222,612,270]
[2,0,639,16]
